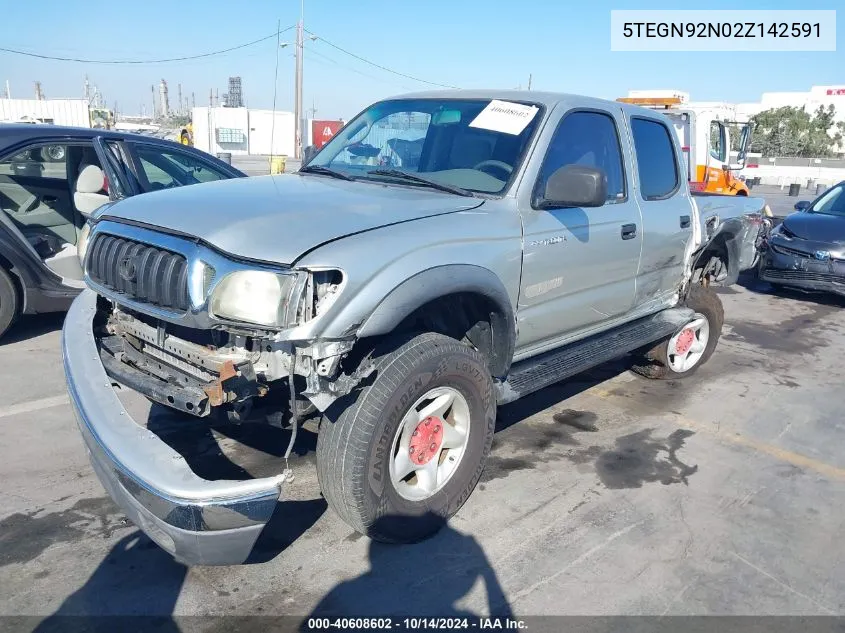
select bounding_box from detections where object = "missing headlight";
[311,270,344,318]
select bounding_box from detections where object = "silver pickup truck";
[62,90,765,565]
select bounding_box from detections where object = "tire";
[631,284,724,380]
[316,332,496,543]
[180,133,191,146]
[0,267,19,340]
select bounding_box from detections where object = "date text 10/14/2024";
[305,617,528,630]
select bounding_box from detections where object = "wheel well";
[383,292,510,377]
[735,190,747,196]
[694,233,739,285]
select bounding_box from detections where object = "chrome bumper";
[62,290,287,565]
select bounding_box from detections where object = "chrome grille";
[87,234,190,312]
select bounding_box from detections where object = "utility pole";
[3,80,9,99]
[308,98,317,119]
[151,85,156,119]
[527,73,532,90]
[294,0,304,159]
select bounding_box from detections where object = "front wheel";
[316,333,496,543]
[631,284,724,380]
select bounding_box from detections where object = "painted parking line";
[0,394,70,420]
[588,386,845,480]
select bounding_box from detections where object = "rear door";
[627,115,692,311]
[515,106,643,356]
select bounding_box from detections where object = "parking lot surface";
[1,273,843,622]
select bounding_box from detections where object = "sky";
[0,0,842,120]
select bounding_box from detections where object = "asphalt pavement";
[1,273,843,624]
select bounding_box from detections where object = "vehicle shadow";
[303,513,513,624]
[0,312,65,346]
[33,532,186,632]
[496,357,634,433]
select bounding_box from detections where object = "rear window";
[631,118,679,200]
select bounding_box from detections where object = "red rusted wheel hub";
[675,328,695,355]
[408,416,443,465]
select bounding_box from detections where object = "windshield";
[306,98,542,195]
[809,184,845,216]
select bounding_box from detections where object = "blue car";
[0,125,245,338]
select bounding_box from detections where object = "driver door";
[514,106,642,358]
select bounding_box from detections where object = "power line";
[304,29,459,90]
[303,44,416,91]
[0,28,294,64]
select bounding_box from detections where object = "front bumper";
[758,246,845,297]
[62,290,287,565]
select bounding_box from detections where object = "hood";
[101,174,483,265]
[782,211,845,243]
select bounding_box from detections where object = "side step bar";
[496,307,694,404]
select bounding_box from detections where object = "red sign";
[312,120,343,149]
[825,88,845,96]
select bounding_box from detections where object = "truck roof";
[390,89,668,119]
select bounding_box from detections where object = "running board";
[496,307,694,404]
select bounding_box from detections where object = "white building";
[735,85,845,122]
[0,98,91,127]
[191,106,295,157]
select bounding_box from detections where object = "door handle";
[42,195,58,204]
[680,215,691,228]
[621,223,637,240]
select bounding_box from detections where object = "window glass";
[135,146,227,191]
[0,144,68,179]
[310,98,542,194]
[811,185,845,216]
[631,118,679,200]
[536,111,626,203]
[709,120,726,162]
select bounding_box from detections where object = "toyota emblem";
[118,256,137,282]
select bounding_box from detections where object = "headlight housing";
[78,221,92,265]
[210,270,301,327]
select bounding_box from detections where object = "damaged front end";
[85,221,366,423]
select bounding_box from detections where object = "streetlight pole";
[294,0,304,159]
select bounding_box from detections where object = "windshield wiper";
[366,169,474,197]
[299,165,355,181]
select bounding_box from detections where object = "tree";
[749,105,843,157]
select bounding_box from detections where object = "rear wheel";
[316,333,495,543]
[631,285,724,380]
[0,267,19,340]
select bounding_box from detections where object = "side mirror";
[794,200,811,211]
[727,163,745,171]
[538,165,607,209]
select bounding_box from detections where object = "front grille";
[762,268,844,284]
[87,234,190,312]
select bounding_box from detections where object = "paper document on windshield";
[469,100,539,135]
